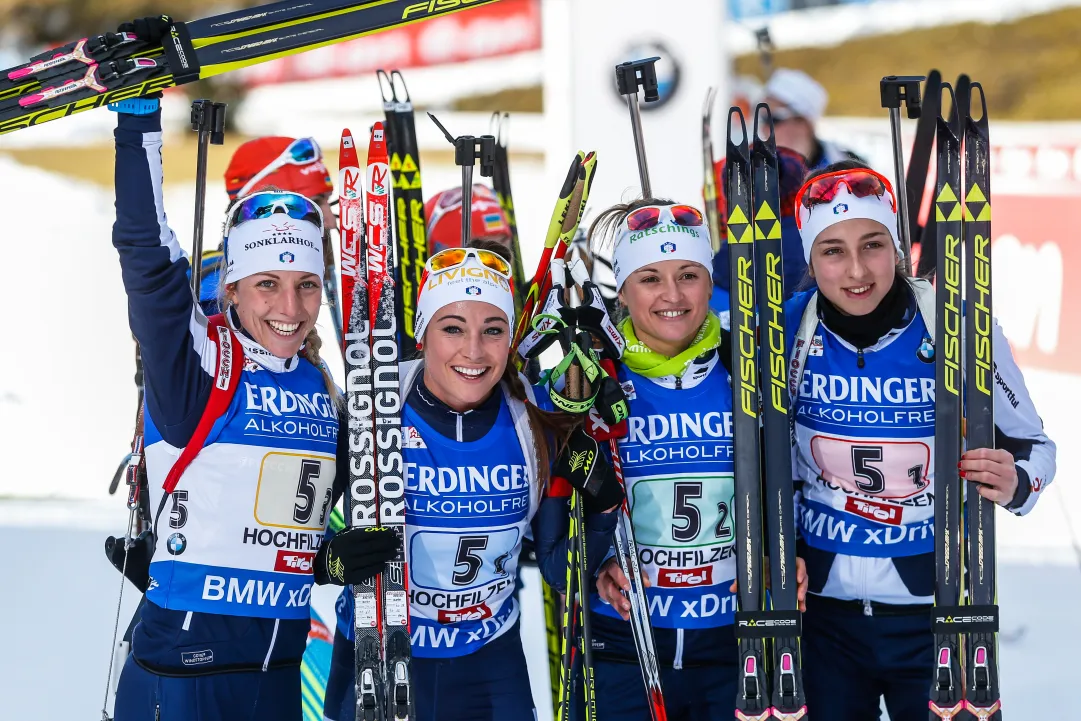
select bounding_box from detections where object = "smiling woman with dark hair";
[786,160,1057,720]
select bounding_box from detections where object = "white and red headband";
[414,253,516,347]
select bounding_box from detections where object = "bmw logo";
[279,251,295,263]
[465,286,482,296]
[660,241,677,254]
[167,533,187,556]
[917,335,935,363]
[617,42,681,111]
[833,203,849,215]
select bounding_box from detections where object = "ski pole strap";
[734,610,803,639]
[161,21,200,85]
[547,342,629,422]
[931,605,999,634]
[162,316,244,494]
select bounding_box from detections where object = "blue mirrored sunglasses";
[225,191,324,235]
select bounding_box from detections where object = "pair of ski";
[338,124,413,721]
[0,0,501,136]
[724,105,807,721]
[377,69,426,355]
[929,80,1001,721]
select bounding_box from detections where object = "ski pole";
[615,58,660,198]
[879,76,923,277]
[428,112,496,245]
[189,99,227,295]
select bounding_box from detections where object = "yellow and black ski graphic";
[0,0,503,136]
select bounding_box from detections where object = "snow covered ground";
[0,152,1077,720]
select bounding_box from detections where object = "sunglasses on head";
[625,204,704,233]
[427,247,512,278]
[225,191,325,236]
[797,168,897,212]
[237,137,322,198]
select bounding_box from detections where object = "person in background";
[710,146,810,323]
[765,68,867,171]
[424,183,512,253]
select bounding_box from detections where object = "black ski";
[725,106,771,721]
[960,81,1001,721]
[750,105,806,721]
[929,82,966,721]
[379,70,426,355]
[0,0,501,135]
[376,69,411,354]
[491,112,528,319]
[909,69,940,278]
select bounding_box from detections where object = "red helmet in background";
[424,184,511,254]
[224,136,333,201]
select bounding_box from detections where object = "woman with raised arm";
[109,100,397,721]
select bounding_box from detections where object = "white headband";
[224,216,325,284]
[612,207,714,290]
[414,254,516,347]
[796,185,901,263]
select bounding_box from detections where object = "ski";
[379,69,426,355]
[929,82,966,721]
[909,70,941,278]
[491,112,528,319]
[339,127,386,721]
[960,81,1001,721]
[701,86,722,253]
[725,105,771,721]
[749,105,806,721]
[0,0,502,135]
[376,69,409,353]
[365,122,413,721]
[511,151,595,362]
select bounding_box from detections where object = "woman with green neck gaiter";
[586,198,807,720]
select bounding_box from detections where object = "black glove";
[314,527,400,586]
[105,530,154,593]
[553,428,625,514]
[118,15,173,45]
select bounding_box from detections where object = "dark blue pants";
[113,654,301,721]
[325,624,536,721]
[593,658,738,720]
[802,594,934,721]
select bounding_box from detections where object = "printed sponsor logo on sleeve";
[275,550,316,573]
[845,496,902,526]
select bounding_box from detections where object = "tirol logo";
[465,285,482,296]
[917,334,935,363]
[279,251,295,264]
[275,550,316,574]
[845,497,902,526]
[657,565,713,588]
[660,241,677,254]
[167,532,187,555]
[438,602,493,624]
[833,203,849,214]
[616,41,681,111]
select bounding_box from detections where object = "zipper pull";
[863,599,873,617]
[856,348,865,369]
